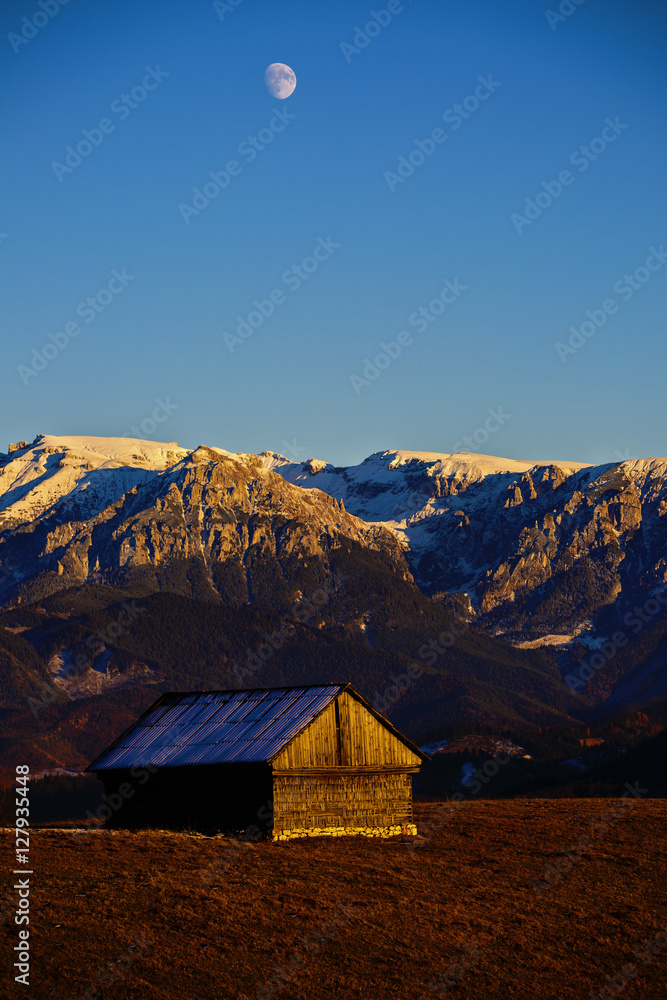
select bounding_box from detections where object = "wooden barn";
[86,683,428,839]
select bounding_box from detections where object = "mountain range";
[1,434,666,778]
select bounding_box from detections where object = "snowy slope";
[260,448,594,542]
[0,435,188,529]
[0,438,600,534]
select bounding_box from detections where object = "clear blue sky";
[2,0,666,466]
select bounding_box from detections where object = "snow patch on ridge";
[260,448,592,526]
[0,434,189,528]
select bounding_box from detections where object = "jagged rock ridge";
[0,436,408,608]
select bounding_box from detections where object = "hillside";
[2,800,666,999]
[0,579,587,780]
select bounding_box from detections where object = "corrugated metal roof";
[87,685,345,771]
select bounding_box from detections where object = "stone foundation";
[272,823,418,841]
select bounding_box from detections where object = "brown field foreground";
[2,800,667,1000]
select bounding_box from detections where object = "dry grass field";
[2,800,666,1000]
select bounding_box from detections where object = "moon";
[265,63,297,100]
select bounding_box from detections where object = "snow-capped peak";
[0,434,189,528]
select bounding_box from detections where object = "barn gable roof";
[86,683,427,772]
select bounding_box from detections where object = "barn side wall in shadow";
[101,762,273,834]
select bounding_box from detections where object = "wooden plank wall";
[272,702,339,769]
[272,692,422,770]
[338,691,421,767]
[273,772,413,831]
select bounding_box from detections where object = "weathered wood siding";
[272,691,422,770]
[272,701,339,769]
[272,772,413,831]
[338,691,421,767]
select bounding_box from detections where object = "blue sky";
[2,0,666,466]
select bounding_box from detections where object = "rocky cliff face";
[265,449,667,642]
[4,435,667,666]
[0,436,408,610]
